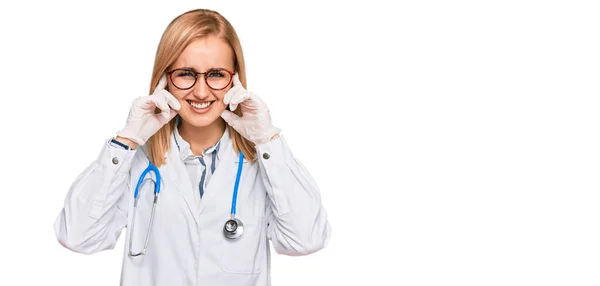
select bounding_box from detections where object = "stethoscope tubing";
[231,152,244,217]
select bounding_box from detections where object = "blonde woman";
[54,8,331,286]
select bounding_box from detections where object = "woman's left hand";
[221,74,281,145]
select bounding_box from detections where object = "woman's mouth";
[187,100,215,113]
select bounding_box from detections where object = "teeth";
[189,101,212,109]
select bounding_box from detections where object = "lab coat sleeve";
[256,135,331,256]
[54,139,136,254]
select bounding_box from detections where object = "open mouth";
[187,100,215,110]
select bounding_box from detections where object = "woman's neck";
[178,118,226,157]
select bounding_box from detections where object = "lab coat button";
[112,157,119,164]
[262,153,270,159]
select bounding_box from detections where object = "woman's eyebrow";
[173,66,225,72]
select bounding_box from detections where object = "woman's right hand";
[116,74,181,148]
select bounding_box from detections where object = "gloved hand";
[221,74,281,145]
[116,74,181,146]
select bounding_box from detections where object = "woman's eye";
[175,71,195,78]
[207,71,225,78]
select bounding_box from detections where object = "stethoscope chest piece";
[223,218,244,239]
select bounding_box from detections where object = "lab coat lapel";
[161,138,200,227]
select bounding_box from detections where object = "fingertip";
[156,73,168,90]
[233,73,242,86]
[220,109,238,124]
[220,109,231,120]
[169,95,182,110]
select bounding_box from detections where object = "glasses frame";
[166,68,235,91]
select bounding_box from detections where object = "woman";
[54,8,331,286]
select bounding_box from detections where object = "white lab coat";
[54,132,331,286]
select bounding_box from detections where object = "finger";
[148,97,171,124]
[151,95,170,113]
[154,95,173,122]
[228,93,243,111]
[223,84,242,105]
[161,90,181,111]
[157,108,172,123]
[229,91,253,111]
[223,89,233,105]
[230,91,252,105]
[154,73,168,92]
[137,96,158,111]
[223,73,244,104]
[232,73,242,87]
[221,109,241,128]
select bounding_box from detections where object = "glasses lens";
[206,69,232,90]
[171,69,196,89]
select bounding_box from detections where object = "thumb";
[221,109,242,128]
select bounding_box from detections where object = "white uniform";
[54,130,331,286]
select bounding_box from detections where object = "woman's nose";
[192,77,211,99]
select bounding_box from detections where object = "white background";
[0,0,599,285]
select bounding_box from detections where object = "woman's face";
[166,36,235,128]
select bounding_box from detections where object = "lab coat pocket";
[220,216,265,274]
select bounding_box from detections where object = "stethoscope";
[128,152,245,257]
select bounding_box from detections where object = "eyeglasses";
[166,68,235,90]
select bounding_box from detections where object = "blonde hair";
[146,9,256,167]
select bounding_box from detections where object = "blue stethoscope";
[128,152,245,257]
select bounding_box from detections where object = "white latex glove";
[221,74,281,145]
[116,74,181,146]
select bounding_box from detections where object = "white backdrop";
[0,0,599,285]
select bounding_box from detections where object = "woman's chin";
[180,112,223,128]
